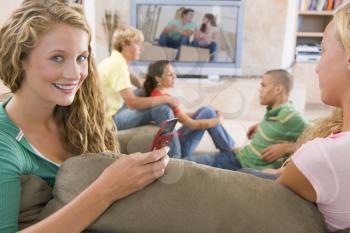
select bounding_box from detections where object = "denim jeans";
[191,40,218,62]
[184,151,242,171]
[158,33,190,49]
[178,106,235,157]
[238,168,279,180]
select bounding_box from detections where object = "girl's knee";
[198,106,216,118]
[157,104,174,118]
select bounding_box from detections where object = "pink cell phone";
[151,118,178,150]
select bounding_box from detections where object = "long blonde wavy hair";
[297,108,343,146]
[0,0,118,155]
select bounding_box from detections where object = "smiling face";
[316,20,350,107]
[183,11,194,23]
[20,23,89,107]
[157,64,176,89]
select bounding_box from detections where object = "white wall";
[281,0,298,69]
[0,0,296,76]
[0,1,22,27]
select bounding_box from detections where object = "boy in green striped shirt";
[185,69,308,172]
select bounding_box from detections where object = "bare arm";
[211,29,219,42]
[261,143,298,162]
[193,30,202,41]
[162,27,172,34]
[22,148,170,233]
[169,24,194,37]
[175,111,221,130]
[277,160,316,202]
[246,123,259,139]
[130,73,142,89]
[179,29,194,37]
[119,88,179,110]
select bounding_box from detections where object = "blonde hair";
[334,2,350,55]
[297,108,343,147]
[0,0,118,155]
[112,26,144,52]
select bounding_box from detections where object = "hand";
[246,123,259,139]
[202,34,210,42]
[261,144,288,162]
[215,110,224,124]
[96,147,170,203]
[167,96,180,108]
[171,24,179,32]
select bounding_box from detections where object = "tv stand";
[176,74,221,80]
[176,74,208,79]
[208,74,220,80]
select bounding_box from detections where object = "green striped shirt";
[236,102,307,170]
[0,99,59,233]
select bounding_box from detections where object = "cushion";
[38,153,329,233]
[19,175,52,230]
[117,125,159,154]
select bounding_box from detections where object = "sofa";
[19,153,350,233]
[2,90,350,233]
[117,124,159,154]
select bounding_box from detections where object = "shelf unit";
[296,10,333,45]
[293,10,334,105]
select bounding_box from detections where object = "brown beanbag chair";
[35,152,331,233]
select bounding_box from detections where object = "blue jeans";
[184,151,242,171]
[191,40,218,62]
[238,168,279,180]
[158,33,190,49]
[114,104,182,158]
[178,106,235,157]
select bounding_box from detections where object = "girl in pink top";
[277,3,350,231]
[143,60,234,157]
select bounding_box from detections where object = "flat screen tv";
[130,0,244,77]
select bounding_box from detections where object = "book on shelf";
[296,43,321,62]
[296,54,321,62]
[299,0,341,11]
[316,0,327,10]
[334,0,343,8]
[327,0,334,10]
[296,43,321,53]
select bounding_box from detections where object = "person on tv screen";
[191,13,219,62]
[143,60,235,157]
[158,8,197,50]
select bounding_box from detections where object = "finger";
[130,147,169,165]
[261,148,270,157]
[152,155,170,172]
[144,155,169,177]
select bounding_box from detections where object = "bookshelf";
[293,9,334,104]
[296,10,333,46]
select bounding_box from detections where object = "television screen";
[134,1,240,63]
[131,0,243,68]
